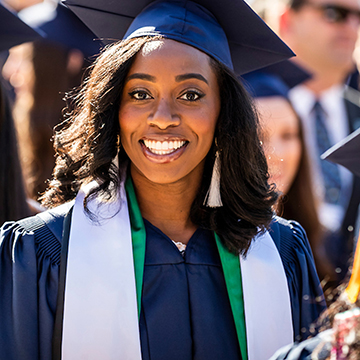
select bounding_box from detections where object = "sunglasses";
[304,3,360,23]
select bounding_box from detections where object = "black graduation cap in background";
[241,60,312,99]
[62,0,295,75]
[18,2,101,59]
[0,3,41,53]
[258,60,312,89]
[322,127,360,177]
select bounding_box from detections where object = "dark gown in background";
[0,203,326,360]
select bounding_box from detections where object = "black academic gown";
[0,203,326,360]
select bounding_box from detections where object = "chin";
[135,167,187,185]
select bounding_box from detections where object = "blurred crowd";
[1,0,360,358]
[1,0,360,318]
[249,0,360,294]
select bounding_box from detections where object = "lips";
[142,139,187,155]
[140,138,188,163]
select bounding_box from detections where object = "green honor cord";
[125,177,146,318]
[215,234,248,360]
[125,177,247,360]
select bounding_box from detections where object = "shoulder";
[1,201,73,265]
[268,216,319,285]
[269,216,312,256]
[20,201,74,241]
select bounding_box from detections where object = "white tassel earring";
[203,142,223,208]
[116,134,121,149]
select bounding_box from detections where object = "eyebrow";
[125,72,209,85]
[175,73,208,84]
[125,73,156,83]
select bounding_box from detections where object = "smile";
[142,139,187,155]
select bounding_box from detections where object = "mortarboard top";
[241,60,312,99]
[18,2,101,59]
[62,0,295,75]
[321,127,360,178]
[0,3,42,53]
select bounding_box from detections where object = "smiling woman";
[119,40,219,189]
[0,1,327,360]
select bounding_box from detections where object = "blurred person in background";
[1,0,43,12]
[242,62,332,283]
[253,0,360,289]
[0,3,41,224]
[270,128,360,360]
[2,1,100,203]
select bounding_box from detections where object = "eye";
[282,131,300,141]
[129,90,153,100]
[179,91,203,102]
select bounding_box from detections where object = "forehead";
[128,39,213,74]
[256,97,298,121]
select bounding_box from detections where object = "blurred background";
[1,0,360,298]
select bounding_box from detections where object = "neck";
[304,74,344,95]
[130,165,203,244]
[292,59,348,95]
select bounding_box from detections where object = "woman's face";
[256,96,302,194]
[119,39,220,185]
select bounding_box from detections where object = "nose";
[343,13,360,31]
[147,98,181,130]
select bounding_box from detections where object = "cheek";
[197,115,217,137]
[285,139,302,164]
[265,138,302,171]
[118,108,139,149]
[186,104,219,143]
[199,118,218,154]
[282,139,302,181]
[201,99,220,134]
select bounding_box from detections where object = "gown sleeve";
[0,213,63,360]
[270,217,327,342]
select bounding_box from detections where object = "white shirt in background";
[289,84,353,232]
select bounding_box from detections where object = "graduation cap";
[18,2,101,59]
[0,3,42,53]
[241,60,312,99]
[62,0,295,75]
[321,127,360,178]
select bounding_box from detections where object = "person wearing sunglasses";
[278,0,360,291]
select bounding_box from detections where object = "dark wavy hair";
[41,36,278,255]
[0,83,31,224]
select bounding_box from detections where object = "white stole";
[241,231,294,360]
[62,183,142,360]
[62,182,293,360]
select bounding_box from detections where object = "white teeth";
[143,139,186,155]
